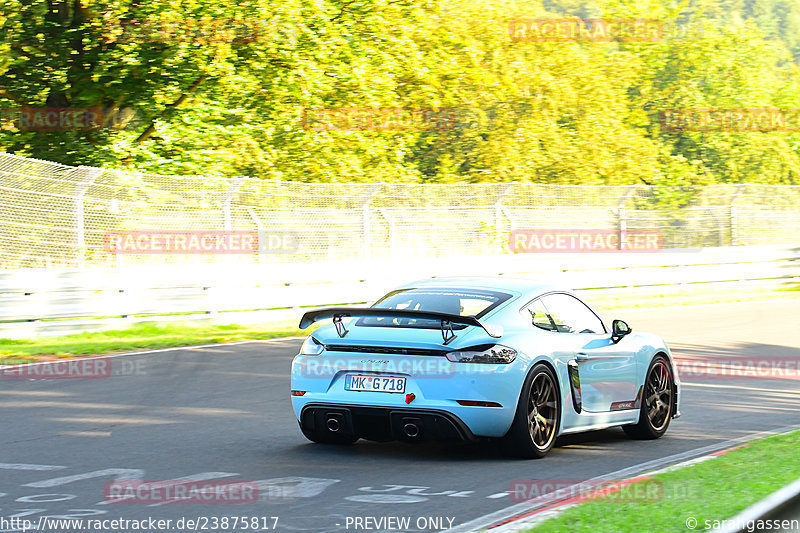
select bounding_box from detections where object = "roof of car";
[395,276,565,296]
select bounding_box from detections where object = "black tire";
[623,354,674,440]
[300,425,358,445]
[503,364,561,459]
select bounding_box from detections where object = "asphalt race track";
[1,299,799,533]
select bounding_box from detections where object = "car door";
[540,293,640,413]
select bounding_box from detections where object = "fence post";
[730,184,745,246]
[222,176,247,232]
[361,184,382,260]
[617,185,637,250]
[378,208,395,258]
[495,183,515,254]
[246,207,266,264]
[72,166,102,268]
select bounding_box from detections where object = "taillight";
[446,344,517,364]
[456,400,502,407]
[299,337,324,355]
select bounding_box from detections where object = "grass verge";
[527,429,800,533]
[581,282,800,312]
[0,322,305,365]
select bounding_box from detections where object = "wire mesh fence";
[1,152,799,269]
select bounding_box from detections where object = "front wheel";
[503,364,561,459]
[624,355,674,440]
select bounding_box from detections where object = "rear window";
[357,288,511,329]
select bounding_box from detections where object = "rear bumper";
[290,353,524,437]
[300,403,477,442]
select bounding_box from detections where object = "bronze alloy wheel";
[528,371,558,450]
[645,358,673,432]
[504,364,562,458]
[624,354,675,440]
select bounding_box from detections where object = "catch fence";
[1,153,799,269]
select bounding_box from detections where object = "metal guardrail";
[1,245,797,338]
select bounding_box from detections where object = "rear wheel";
[624,355,674,440]
[503,364,561,459]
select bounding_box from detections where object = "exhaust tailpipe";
[403,423,420,438]
[326,418,341,433]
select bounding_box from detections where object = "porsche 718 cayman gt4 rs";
[290,278,680,458]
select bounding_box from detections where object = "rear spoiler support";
[333,315,349,338]
[441,320,456,345]
[299,307,503,344]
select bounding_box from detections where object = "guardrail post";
[72,167,102,268]
[361,184,383,260]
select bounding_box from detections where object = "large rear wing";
[299,307,503,345]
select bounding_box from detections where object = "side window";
[523,299,556,331]
[541,294,605,334]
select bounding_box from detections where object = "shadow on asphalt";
[280,428,631,463]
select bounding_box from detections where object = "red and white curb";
[444,424,800,533]
[487,445,747,532]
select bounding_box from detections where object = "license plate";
[344,374,406,393]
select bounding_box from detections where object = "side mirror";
[611,319,632,343]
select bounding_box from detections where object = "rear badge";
[405,393,415,404]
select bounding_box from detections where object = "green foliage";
[1,0,800,185]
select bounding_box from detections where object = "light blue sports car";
[290,278,681,458]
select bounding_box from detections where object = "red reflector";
[291,390,306,396]
[456,400,502,407]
